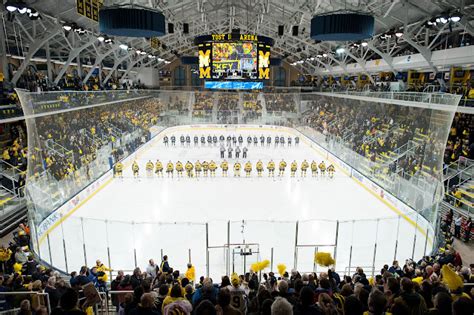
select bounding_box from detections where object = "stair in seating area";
[439,201,473,242]
[0,187,27,237]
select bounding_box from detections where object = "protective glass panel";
[82,218,108,268]
[62,216,87,273]
[107,220,135,272]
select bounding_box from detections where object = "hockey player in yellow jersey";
[267,160,275,177]
[176,161,184,177]
[185,161,194,178]
[155,160,163,177]
[244,161,252,177]
[234,162,241,177]
[166,161,174,177]
[301,160,309,177]
[146,160,154,177]
[290,160,298,177]
[209,160,217,177]
[279,159,287,177]
[328,164,335,178]
[256,160,264,177]
[132,161,139,178]
[114,162,123,178]
[311,161,318,177]
[319,161,326,176]
[202,161,209,177]
[221,160,229,177]
[195,160,202,177]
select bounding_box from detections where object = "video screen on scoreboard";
[211,42,257,80]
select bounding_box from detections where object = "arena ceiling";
[2,0,474,83]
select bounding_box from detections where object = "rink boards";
[32,124,435,278]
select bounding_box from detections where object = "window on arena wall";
[274,67,286,86]
[173,66,186,86]
[191,70,202,87]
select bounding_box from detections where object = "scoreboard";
[195,32,273,86]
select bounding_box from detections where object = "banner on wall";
[198,43,211,79]
[258,44,270,79]
[76,0,103,22]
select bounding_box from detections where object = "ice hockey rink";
[39,125,431,280]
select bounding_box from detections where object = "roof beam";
[11,27,62,85]
[54,37,97,84]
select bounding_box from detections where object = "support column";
[45,43,53,83]
[0,8,9,81]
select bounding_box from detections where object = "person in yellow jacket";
[221,160,229,177]
[279,159,287,177]
[185,263,195,283]
[114,162,123,178]
[13,262,22,275]
[166,161,174,178]
[161,287,189,313]
[185,161,194,178]
[244,161,252,177]
[132,161,139,178]
[209,160,217,177]
[319,161,326,176]
[95,260,112,283]
[290,160,298,177]
[2,149,10,161]
[234,162,241,177]
[195,160,202,177]
[311,161,318,177]
[146,160,154,177]
[0,246,12,271]
[328,164,335,178]
[256,160,264,177]
[155,160,163,177]
[301,160,309,177]
[176,161,184,177]
[202,161,209,177]
[267,160,275,177]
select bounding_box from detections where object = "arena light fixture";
[62,24,72,31]
[28,9,40,20]
[316,54,322,58]
[5,1,20,12]
[97,35,105,42]
[17,6,27,14]
[395,30,403,38]
[361,41,368,47]
[335,47,345,54]
[436,15,449,24]
[322,53,328,57]
[450,13,462,23]
[119,44,128,50]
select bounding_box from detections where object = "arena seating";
[193,92,214,118]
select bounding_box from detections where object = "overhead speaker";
[310,13,374,41]
[168,23,174,33]
[183,23,189,34]
[99,7,166,37]
[278,25,284,36]
[292,25,298,36]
